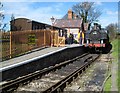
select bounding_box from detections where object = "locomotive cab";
[84,29,109,48]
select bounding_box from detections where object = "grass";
[111,39,119,92]
[112,39,120,91]
[111,39,119,62]
[117,39,120,92]
[104,75,111,91]
[104,38,119,91]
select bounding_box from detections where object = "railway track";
[64,53,111,91]
[0,53,100,93]
[42,54,100,93]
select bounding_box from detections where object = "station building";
[54,9,83,40]
[10,18,67,37]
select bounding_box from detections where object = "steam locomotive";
[84,23,111,53]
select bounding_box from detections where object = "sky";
[1,0,119,30]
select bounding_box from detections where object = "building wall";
[10,18,32,31]
[66,28,79,40]
[32,21,46,30]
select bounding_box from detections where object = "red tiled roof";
[54,19,82,28]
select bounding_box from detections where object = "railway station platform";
[0,44,85,82]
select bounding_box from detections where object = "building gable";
[54,19,82,28]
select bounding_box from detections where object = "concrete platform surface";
[0,44,84,81]
[0,44,82,71]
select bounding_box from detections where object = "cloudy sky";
[1,0,119,30]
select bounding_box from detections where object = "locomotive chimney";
[94,23,98,30]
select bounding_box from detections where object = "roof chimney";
[68,9,73,19]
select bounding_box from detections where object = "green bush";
[73,39,78,44]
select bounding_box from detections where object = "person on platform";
[78,30,84,45]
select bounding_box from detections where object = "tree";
[0,2,4,31]
[0,2,7,32]
[72,2,102,29]
[11,14,15,21]
[10,14,15,31]
[106,23,118,41]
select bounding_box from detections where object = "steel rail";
[42,54,100,93]
[0,53,89,93]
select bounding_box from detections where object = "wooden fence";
[1,30,65,61]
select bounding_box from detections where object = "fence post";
[10,31,12,58]
[57,36,59,47]
[44,30,46,46]
[51,30,53,47]
[57,31,59,47]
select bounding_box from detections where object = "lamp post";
[50,16,55,46]
[50,16,55,26]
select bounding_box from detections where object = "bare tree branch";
[72,2,102,24]
[0,2,8,31]
[0,2,5,31]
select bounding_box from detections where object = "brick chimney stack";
[68,9,73,19]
